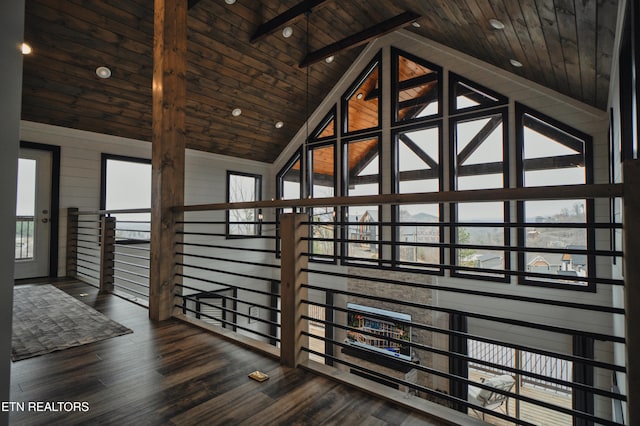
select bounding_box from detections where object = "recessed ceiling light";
[20,42,32,55]
[275,121,284,129]
[510,59,523,68]
[224,0,236,4]
[231,108,242,117]
[95,66,112,79]
[325,55,335,64]
[489,19,505,30]
[356,92,364,100]
[282,26,293,38]
[411,21,421,28]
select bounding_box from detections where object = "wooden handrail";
[177,183,623,213]
[72,208,152,216]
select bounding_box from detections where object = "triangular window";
[392,48,441,123]
[310,107,336,141]
[450,73,507,114]
[342,53,381,135]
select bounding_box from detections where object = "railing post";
[66,207,78,278]
[99,215,116,293]
[623,159,640,426]
[280,213,309,368]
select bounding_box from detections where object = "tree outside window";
[227,171,262,237]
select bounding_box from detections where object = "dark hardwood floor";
[10,280,444,425]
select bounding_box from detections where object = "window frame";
[340,133,383,267]
[341,51,383,138]
[276,148,304,202]
[390,120,445,275]
[448,72,508,116]
[515,103,595,291]
[391,47,443,126]
[307,140,338,263]
[100,153,151,245]
[226,170,263,238]
[449,106,511,282]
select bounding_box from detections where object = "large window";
[451,108,509,280]
[226,171,262,237]
[308,142,336,259]
[516,104,593,289]
[281,46,597,291]
[100,154,151,242]
[392,123,443,271]
[342,136,381,264]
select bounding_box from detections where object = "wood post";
[99,215,116,293]
[66,207,78,278]
[280,213,309,368]
[623,159,640,426]
[150,0,187,321]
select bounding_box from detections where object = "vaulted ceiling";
[21,0,620,163]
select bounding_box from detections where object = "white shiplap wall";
[19,120,274,278]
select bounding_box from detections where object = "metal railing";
[69,178,627,425]
[174,211,281,346]
[67,208,151,306]
[170,181,626,426]
[15,216,35,260]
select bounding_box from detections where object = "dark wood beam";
[250,0,330,43]
[187,0,202,10]
[398,73,439,91]
[150,0,187,321]
[299,11,420,68]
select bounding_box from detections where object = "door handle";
[41,218,49,224]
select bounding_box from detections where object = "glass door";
[14,148,52,279]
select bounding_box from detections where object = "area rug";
[11,284,133,361]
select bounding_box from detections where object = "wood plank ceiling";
[21,0,620,164]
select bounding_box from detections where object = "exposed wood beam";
[250,0,330,43]
[398,73,439,91]
[187,0,202,10]
[299,11,420,68]
[398,84,439,119]
[150,0,187,322]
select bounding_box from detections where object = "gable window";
[392,48,442,124]
[276,149,303,205]
[516,104,593,289]
[450,108,509,280]
[392,123,443,272]
[226,171,262,237]
[307,107,338,260]
[342,136,381,264]
[449,72,508,115]
[100,154,151,242]
[342,53,381,136]
[309,142,336,259]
